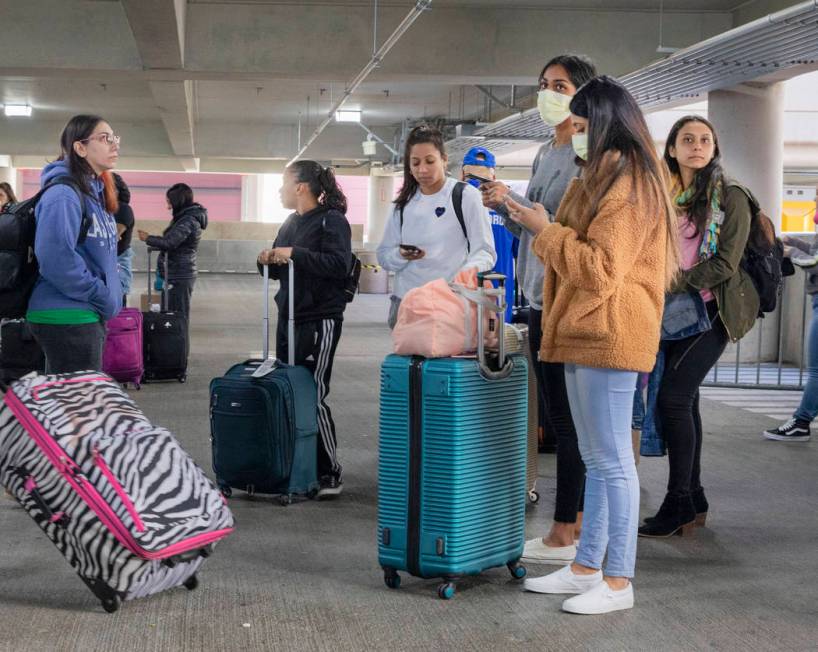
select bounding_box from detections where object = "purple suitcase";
[102,307,143,388]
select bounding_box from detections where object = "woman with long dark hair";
[257,160,352,499]
[26,114,121,373]
[506,76,678,614]
[482,53,597,566]
[376,124,496,328]
[638,116,759,538]
[137,182,207,320]
[0,182,17,211]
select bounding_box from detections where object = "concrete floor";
[1,274,816,652]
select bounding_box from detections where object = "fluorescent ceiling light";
[335,109,361,123]
[4,104,32,117]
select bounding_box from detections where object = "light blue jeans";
[795,294,818,422]
[564,364,639,578]
[117,247,134,297]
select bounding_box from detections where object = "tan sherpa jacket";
[531,168,668,373]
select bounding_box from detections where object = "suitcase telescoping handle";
[146,247,171,312]
[476,271,513,380]
[262,259,295,366]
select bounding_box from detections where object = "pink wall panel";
[20,169,242,221]
[335,175,368,225]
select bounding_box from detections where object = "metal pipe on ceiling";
[287,0,432,166]
[473,0,818,141]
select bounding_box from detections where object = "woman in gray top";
[763,215,818,442]
[482,54,597,565]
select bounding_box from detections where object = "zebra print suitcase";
[0,371,235,613]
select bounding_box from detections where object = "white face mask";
[537,89,572,127]
[572,133,588,161]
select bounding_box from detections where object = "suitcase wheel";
[436,582,456,600]
[507,561,527,580]
[278,494,293,507]
[178,375,187,383]
[101,596,121,613]
[528,490,540,505]
[306,488,318,500]
[383,568,401,590]
[219,484,232,499]
[183,574,199,591]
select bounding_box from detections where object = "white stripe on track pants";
[276,317,343,479]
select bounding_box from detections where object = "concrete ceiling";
[0,0,803,172]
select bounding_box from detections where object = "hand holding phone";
[465,173,492,186]
[399,244,425,260]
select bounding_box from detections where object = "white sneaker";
[521,538,576,564]
[523,564,602,594]
[562,581,634,615]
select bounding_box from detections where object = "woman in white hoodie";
[377,125,496,328]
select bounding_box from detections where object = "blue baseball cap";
[462,146,496,168]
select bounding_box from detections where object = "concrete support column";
[708,83,785,230]
[365,171,396,249]
[241,174,262,222]
[709,83,785,363]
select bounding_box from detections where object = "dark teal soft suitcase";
[209,262,319,505]
[378,274,529,599]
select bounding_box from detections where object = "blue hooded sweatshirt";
[27,161,121,321]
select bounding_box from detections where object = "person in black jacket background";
[137,183,207,319]
[258,160,352,499]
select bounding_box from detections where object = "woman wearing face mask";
[482,54,597,565]
[26,114,122,373]
[377,124,496,329]
[0,182,17,211]
[257,161,352,499]
[506,76,679,614]
[638,116,759,538]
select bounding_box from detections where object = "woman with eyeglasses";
[26,114,122,373]
[506,76,679,614]
[137,183,208,321]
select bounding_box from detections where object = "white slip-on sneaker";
[523,564,603,594]
[521,538,576,564]
[561,581,634,615]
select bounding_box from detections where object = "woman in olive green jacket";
[639,115,759,538]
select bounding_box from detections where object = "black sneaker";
[763,418,811,442]
[316,475,343,500]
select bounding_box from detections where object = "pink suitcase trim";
[4,389,234,561]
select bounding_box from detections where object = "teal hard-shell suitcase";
[378,274,529,599]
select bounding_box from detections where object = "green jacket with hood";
[671,183,760,342]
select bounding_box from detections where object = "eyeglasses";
[79,132,121,146]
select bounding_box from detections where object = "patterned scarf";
[673,175,723,261]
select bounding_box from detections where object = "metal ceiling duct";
[448,0,818,150]
[287,0,432,165]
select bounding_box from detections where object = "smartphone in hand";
[465,173,492,187]
[399,243,420,253]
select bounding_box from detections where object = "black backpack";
[0,177,91,319]
[320,213,361,303]
[729,184,795,317]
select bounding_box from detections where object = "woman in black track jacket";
[258,160,352,500]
